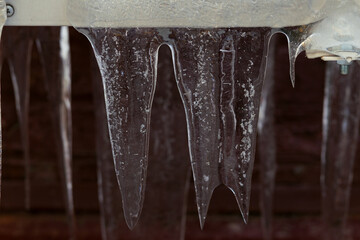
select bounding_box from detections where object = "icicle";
[131,45,191,240]
[169,29,223,228]
[220,28,271,223]
[35,27,76,239]
[1,27,33,209]
[257,35,277,240]
[169,28,271,226]
[0,0,6,202]
[91,52,123,240]
[321,61,360,240]
[282,25,312,87]
[80,28,162,229]
[92,44,190,239]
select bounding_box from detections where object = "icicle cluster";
[321,62,360,240]
[79,27,273,229]
[0,27,76,239]
[80,25,360,240]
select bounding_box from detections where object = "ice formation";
[36,27,76,239]
[1,27,33,209]
[167,28,271,226]
[0,1,358,239]
[81,28,162,229]
[0,27,75,239]
[0,0,6,202]
[64,0,360,232]
[258,36,277,240]
[91,52,123,240]
[78,26,271,228]
[92,45,190,239]
[321,62,360,240]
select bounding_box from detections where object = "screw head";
[6,4,14,17]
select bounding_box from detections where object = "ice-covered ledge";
[4,0,360,27]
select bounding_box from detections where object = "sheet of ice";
[81,28,162,229]
[36,27,76,239]
[257,36,277,240]
[168,28,271,226]
[1,27,33,209]
[321,61,360,240]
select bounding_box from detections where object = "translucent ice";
[91,43,190,239]
[321,62,360,240]
[91,52,123,240]
[282,25,312,87]
[257,36,277,240]
[130,45,191,240]
[169,28,271,226]
[0,0,6,201]
[36,27,76,239]
[168,29,223,227]
[1,27,33,209]
[81,28,162,229]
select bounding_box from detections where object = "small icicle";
[321,62,360,240]
[36,27,76,239]
[282,26,311,87]
[257,35,277,240]
[91,52,123,240]
[2,27,33,210]
[80,28,162,229]
[169,29,223,228]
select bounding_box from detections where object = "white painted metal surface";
[67,0,358,28]
[4,0,360,62]
[3,0,360,28]
[5,0,69,26]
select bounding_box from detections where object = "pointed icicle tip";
[242,210,249,224]
[290,75,296,88]
[230,187,251,224]
[121,191,144,230]
[196,190,215,230]
[289,60,296,88]
[123,206,141,230]
[198,203,209,230]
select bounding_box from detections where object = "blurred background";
[0,27,360,240]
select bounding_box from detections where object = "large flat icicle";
[81,28,162,229]
[91,44,190,239]
[168,28,271,225]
